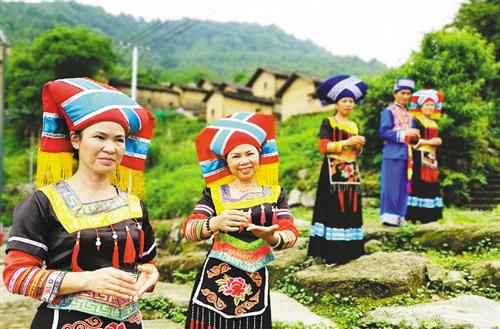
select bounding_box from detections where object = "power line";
[143,0,230,48]
[125,0,198,45]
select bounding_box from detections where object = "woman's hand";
[429,137,442,146]
[132,264,159,301]
[246,224,279,245]
[343,136,365,147]
[83,267,138,300]
[406,128,420,139]
[210,210,249,232]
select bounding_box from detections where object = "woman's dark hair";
[72,130,82,160]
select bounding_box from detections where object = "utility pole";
[0,30,9,212]
[131,45,138,101]
[0,30,9,234]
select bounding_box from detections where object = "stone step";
[468,196,500,204]
[148,283,336,327]
[469,190,500,198]
[365,295,500,328]
[143,319,183,329]
[482,184,500,191]
[464,204,497,210]
[487,178,500,184]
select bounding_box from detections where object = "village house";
[246,67,291,99]
[275,73,326,121]
[108,79,180,110]
[203,88,274,123]
[175,83,209,118]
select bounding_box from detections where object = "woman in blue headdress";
[307,75,367,266]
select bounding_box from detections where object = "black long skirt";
[307,157,364,265]
[406,150,443,223]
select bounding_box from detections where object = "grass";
[291,205,500,225]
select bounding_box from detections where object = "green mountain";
[2,1,387,80]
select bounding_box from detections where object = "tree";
[357,28,497,205]
[6,26,116,143]
[453,0,500,60]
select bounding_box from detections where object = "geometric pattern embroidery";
[40,182,142,233]
[49,293,140,321]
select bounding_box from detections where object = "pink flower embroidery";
[222,277,248,297]
[341,164,354,178]
[216,275,252,305]
[105,323,126,329]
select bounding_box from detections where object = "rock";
[294,252,428,298]
[366,295,500,328]
[268,247,308,285]
[153,219,212,255]
[444,271,467,290]
[364,222,500,253]
[364,239,383,254]
[469,260,500,289]
[148,282,192,307]
[297,169,309,180]
[156,252,206,281]
[143,319,183,329]
[300,190,316,208]
[426,262,447,282]
[270,291,336,328]
[288,188,302,207]
[146,283,337,328]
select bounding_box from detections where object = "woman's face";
[70,121,126,176]
[226,144,260,182]
[421,101,435,117]
[335,97,355,117]
[394,89,412,105]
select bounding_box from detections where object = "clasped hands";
[342,135,366,148]
[209,209,279,245]
[84,263,159,302]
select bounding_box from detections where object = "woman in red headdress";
[406,89,444,223]
[3,78,158,328]
[182,112,299,329]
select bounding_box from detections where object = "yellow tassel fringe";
[35,150,145,199]
[35,150,74,188]
[109,165,145,200]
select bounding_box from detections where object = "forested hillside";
[2,1,387,80]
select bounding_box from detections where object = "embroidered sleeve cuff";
[43,271,66,304]
[184,219,207,241]
[7,266,65,304]
[274,230,298,250]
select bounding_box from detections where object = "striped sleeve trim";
[276,209,292,218]
[142,242,156,257]
[193,204,214,216]
[8,237,48,252]
[7,266,66,304]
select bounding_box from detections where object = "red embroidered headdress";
[37,77,155,198]
[195,112,279,187]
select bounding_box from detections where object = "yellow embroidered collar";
[211,185,281,214]
[416,115,438,128]
[328,117,358,135]
[40,182,143,233]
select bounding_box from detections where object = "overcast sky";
[23,0,466,67]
